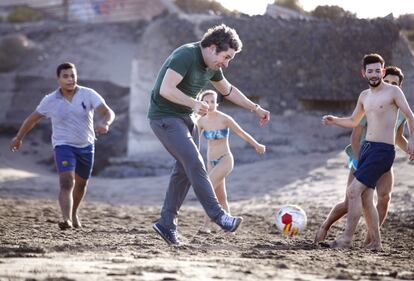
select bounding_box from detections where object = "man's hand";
[255,143,266,154]
[193,100,209,116]
[322,115,336,125]
[10,137,22,152]
[95,124,109,136]
[255,107,270,127]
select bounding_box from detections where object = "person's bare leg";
[377,169,393,226]
[361,188,382,250]
[215,180,229,213]
[72,174,88,228]
[314,169,355,244]
[58,171,75,230]
[363,170,393,245]
[330,179,366,248]
[200,156,233,233]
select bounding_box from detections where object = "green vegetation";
[274,0,304,13]
[7,6,42,23]
[311,5,356,20]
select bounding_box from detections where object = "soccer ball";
[275,205,307,237]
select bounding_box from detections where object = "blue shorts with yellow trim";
[54,144,94,179]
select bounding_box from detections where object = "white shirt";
[36,85,106,148]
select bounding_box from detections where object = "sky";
[217,0,414,19]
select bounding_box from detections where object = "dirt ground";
[0,138,413,280]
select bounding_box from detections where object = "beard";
[367,78,381,88]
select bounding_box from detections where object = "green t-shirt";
[345,111,406,159]
[147,42,223,119]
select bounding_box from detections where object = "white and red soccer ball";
[275,205,307,237]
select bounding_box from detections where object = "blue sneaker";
[216,213,243,232]
[153,222,180,246]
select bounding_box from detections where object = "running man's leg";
[361,187,382,250]
[314,168,355,244]
[72,174,88,228]
[58,171,75,229]
[72,144,94,228]
[330,178,366,248]
[54,145,78,229]
[159,160,192,229]
[363,169,393,245]
[376,169,393,226]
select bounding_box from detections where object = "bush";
[311,5,356,20]
[398,14,414,29]
[274,0,305,13]
[7,6,42,23]
[174,0,231,14]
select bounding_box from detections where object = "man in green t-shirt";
[148,24,270,246]
[315,65,413,246]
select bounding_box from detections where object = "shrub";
[274,0,305,13]
[311,5,356,20]
[8,6,42,23]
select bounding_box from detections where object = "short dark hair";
[362,53,385,69]
[56,62,76,77]
[384,66,404,85]
[200,24,242,53]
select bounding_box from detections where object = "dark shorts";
[54,144,94,179]
[353,141,395,189]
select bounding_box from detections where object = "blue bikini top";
[203,128,229,140]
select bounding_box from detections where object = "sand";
[1,122,413,280]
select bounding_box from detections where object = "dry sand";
[0,122,413,280]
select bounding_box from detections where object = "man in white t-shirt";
[10,62,115,230]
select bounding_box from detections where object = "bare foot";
[363,234,371,247]
[58,220,73,230]
[314,226,328,245]
[72,215,82,228]
[364,241,382,251]
[329,239,351,249]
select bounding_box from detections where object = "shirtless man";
[314,66,412,245]
[322,54,414,250]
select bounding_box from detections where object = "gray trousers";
[150,116,224,230]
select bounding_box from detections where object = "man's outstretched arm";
[10,111,44,152]
[211,78,270,126]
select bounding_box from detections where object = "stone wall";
[196,15,410,112]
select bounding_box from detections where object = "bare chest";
[363,92,395,114]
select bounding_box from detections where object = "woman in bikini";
[197,90,266,233]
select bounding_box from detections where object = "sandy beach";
[0,123,413,280]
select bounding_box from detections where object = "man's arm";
[351,124,364,159]
[160,69,208,115]
[211,78,270,126]
[394,88,414,155]
[95,103,116,135]
[323,92,365,128]
[10,111,44,152]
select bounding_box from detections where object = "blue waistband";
[363,141,394,150]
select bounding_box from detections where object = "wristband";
[250,104,260,112]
